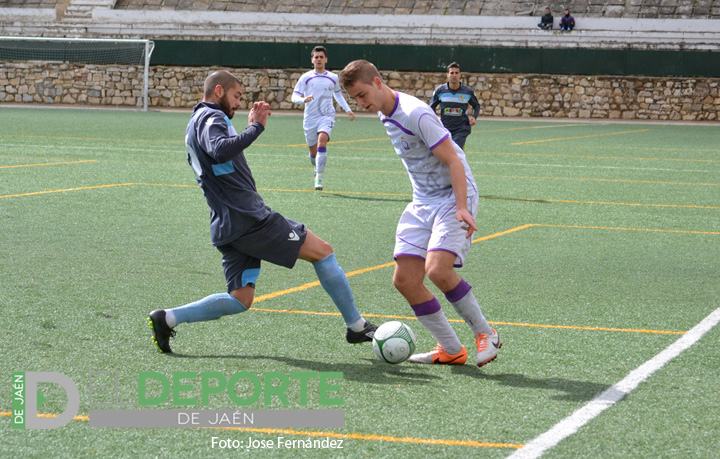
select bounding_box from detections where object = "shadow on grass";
[480,195,552,204]
[450,365,610,402]
[321,193,411,203]
[168,354,441,386]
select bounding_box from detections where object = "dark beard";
[219,94,234,119]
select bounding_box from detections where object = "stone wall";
[1,63,718,120]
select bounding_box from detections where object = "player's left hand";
[469,117,477,126]
[347,111,356,121]
[456,209,477,239]
[249,101,272,127]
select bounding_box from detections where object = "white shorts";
[394,194,479,268]
[304,115,335,147]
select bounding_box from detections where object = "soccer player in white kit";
[340,60,501,367]
[291,46,355,191]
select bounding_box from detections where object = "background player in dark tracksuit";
[429,62,480,150]
[147,70,376,353]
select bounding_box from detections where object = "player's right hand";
[304,95,314,103]
[456,209,477,239]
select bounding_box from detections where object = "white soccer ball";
[372,321,417,364]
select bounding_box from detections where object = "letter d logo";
[25,372,80,429]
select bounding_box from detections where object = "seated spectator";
[538,7,553,30]
[560,9,575,30]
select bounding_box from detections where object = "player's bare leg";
[308,143,317,167]
[394,256,466,364]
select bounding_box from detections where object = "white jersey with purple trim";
[380,91,477,204]
[292,70,352,128]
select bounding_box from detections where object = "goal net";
[0,37,155,110]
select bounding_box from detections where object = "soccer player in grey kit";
[430,62,480,150]
[147,70,376,353]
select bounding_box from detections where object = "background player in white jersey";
[340,60,501,367]
[292,46,355,191]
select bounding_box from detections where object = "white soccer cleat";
[314,175,323,191]
[475,327,502,367]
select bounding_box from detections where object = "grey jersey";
[380,92,477,204]
[185,102,269,245]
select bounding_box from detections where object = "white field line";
[509,306,720,459]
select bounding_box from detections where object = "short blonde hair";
[340,60,382,88]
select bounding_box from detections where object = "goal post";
[0,36,155,111]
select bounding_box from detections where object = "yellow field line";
[250,308,685,335]
[475,123,588,133]
[533,224,719,235]
[0,160,97,169]
[208,426,522,449]
[282,138,389,147]
[479,195,720,210]
[2,134,184,144]
[490,321,684,335]
[0,412,520,448]
[540,198,719,210]
[257,187,411,198]
[3,182,716,211]
[571,144,720,154]
[330,137,389,145]
[254,263,397,303]
[135,183,196,188]
[473,224,535,242]
[474,173,719,187]
[0,412,91,422]
[466,149,719,163]
[0,183,136,199]
[510,129,650,145]
[0,183,408,200]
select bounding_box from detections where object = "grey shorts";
[216,211,307,292]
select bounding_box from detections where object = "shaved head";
[203,70,242,100]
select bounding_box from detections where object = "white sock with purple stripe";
[410,297,463,354]
[316,147,327,179]
[445,279,492,335]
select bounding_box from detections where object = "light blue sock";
[313,253,361,326]
[171,293,247,325]
[309,153,316,167]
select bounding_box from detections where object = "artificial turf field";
[1,106,719,458]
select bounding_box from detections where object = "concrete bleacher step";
[61,0,115,21]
